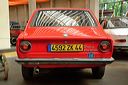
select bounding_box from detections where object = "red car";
[16,8,114,80]
[10,21,23,45]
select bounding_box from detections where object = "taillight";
[115,39,126,43]
[99,41,111,52]
[20,41,31,52]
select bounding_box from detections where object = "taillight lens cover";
[115,39,126,43]
[99,41,111,52]
[20,41,31,52]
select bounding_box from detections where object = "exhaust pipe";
[33,67,40,75]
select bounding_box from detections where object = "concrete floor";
[0,52,128,85]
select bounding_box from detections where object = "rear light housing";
[115,39,126,43]
[99,41,111,52]
[20,41,31,52]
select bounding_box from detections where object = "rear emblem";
[88,52,94,59]
[64,33,68,37]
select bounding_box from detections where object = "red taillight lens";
[20,41,31,52]
[99,41,111,52]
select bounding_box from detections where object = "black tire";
[10,37,17,46]
[92,66,105,79]
[22,65,33,81]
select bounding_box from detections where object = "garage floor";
[0,52,128,85]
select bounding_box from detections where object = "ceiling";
[9,0,49,6]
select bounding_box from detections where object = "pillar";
[89,0,99,20]
[68,0,71,8]
[28,0,36,17]
[50,0,54,8]
[85,0,90,8]
[0,0,10,49]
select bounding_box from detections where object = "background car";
[101,17,128,52]
[16,8,114,80]
[10,21,23,46]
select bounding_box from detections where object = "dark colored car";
[10,21,23,45]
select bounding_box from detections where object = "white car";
[101,17,128,52]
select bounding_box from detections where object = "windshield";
[107,18,128,28]
[31,10,97,27]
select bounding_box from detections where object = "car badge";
[64,33,68,37]
[88,52,94,59]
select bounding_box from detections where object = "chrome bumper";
[15,58,114,64]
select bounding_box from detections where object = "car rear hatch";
[105,28,128,46]
[17,27,112,59]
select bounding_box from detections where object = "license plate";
[48,44,84,52]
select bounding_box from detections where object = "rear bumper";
[15,57,114,64]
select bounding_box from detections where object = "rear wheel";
[22,65,33,81]
[92,66,105,79]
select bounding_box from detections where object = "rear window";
[10,21,21,29]
[31,10,97,27]
[107,18,128,28]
